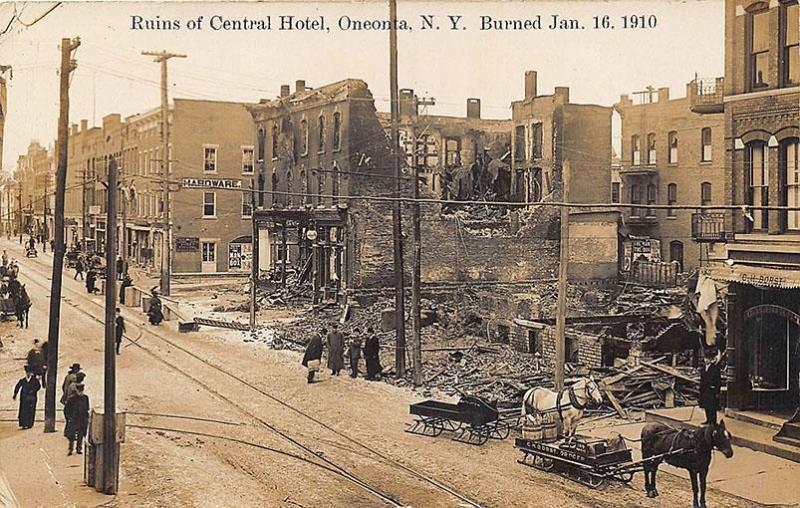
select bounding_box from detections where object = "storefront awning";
[703,264,800,289]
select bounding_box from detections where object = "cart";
[25,246,37,258]
[406,396,510,446]
[0,297,16,321]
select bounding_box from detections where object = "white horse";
[521,377,604,437]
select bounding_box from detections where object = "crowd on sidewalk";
[301,322,383,384]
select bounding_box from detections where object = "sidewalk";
[0,419,107,508]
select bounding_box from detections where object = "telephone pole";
[102,157,119,494]
[142,50,185,297]
[389,0,407,378]
[249,181,258,331]
[554,162,571,393]
[81,168,87,250]
[44,36,80,433]
[42,175,47,252]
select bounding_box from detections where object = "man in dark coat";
[348,328,363,379]
[64,383,90,455]
[85,268,98,294]
[119,272,133,304]
[148,289,164,325]
[115,308,125,355]
[363,326,383,381]
[326,323,345,376]
[13,367,40,429]
[302,328,325,383]
[26,340,44,380]
[699,348,722,425]
[73,258,84,280]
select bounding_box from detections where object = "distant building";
[615,83,725,272]
[510,70,612,205]
[0,76,6,172]
[13,141,54,240]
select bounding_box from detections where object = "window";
[701,182,712,206]
[611,182,620,203]
[646,183,657,216]
[318,115,326,153]
[257,127,266,162]
[286,170,293,205]
[647,133,656,164]
[333,112,342,151]
[300,119,308,156]
[669,241,684,272]
[299,170,308,205]
[668,131,678,164]
[242,191,253,217]
[242,147,254,174]
[515,125,526,161]
[201,241,216,263]
[203,192,216,218]
[701,128,712,162]
[630,184,642,217]
[746,142,769,230]
[751,9,770,88]
[667,183,677,217]
[415,134,438,168]
[784,3,799,86]
[203,146,217,173]
[445,138,461,167]
[258,173,265,208]
[531,122,543,159]
[631,135,641,165]
[271,171,280,205]
[271,124,279,160]
[781,139,800,230]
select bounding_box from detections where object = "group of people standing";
[12,340,48,429]
[302,322,383,383]
[74,253,104,294]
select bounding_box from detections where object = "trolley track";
[18,253,484,508]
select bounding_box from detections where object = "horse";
[521,376,604,437]
[15,284,31,329]
[641,420,733,507]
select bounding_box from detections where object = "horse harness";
[529,382,591,422]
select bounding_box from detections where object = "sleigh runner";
[406,396,511,446]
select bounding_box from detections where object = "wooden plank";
[603,388,628,419]
[640,360,699,385]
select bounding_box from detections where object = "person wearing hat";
[348,328,363,379]
[64,383,90,455]
[60,363,81,405]
[13,365,41,429]
[302,328,325,383]
[148,288,164,325]
[699,347,722,425]
[115,308,126,355]
[326,322,345,376]
[363,326,382,381]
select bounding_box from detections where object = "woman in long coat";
[302,328,325,383]
[13,367,41,429]
[326,324,345,376]
[363,326,383,381]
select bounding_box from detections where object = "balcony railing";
[626,209,658,226]
[689,77,724,114]
[629,260,680,288]
[619,164,658,176]
[692,212,734,242]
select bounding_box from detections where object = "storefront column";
[726,286,747,410]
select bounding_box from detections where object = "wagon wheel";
[494,421,511,440]
[469,426,489,446]
[614,471,634,484]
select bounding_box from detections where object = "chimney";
[280,84,290,97]
[658,87,670,102]
[399,88,417,116]
[70,123,78,136]
[554,86,570,103]
[80,119,88,132]
[295,80,306,93]
[525,71,537,99]
[466,98,481,119]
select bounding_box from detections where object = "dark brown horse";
[641,420,733,508]
[15,284,31,329]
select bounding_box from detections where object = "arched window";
[286,170,293,205]
[746,141,769,231]
[271,124,279,160]
[318,115,326,153]
[299,169,307,205]
[271,171,280,206]
[701,128,712,162]
[647,133,656,164]
[318,171,326,205]
[333,112,342,151]
[300,119,308,156]
[669,241,684,272]
[668,131,678,163]
[631,135,641,165]
[780,138,800,230]
[646,183,657,216]
[332,163,340,203]
[257,127,266,162]
[667,183,677,217]
[701,182,712,206]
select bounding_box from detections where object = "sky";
[0,0,725,172]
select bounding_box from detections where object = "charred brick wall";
[536,325,603,369]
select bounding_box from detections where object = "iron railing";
[692,212,733,242]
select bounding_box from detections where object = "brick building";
[510,70,612,205]
[13,141,54,240]
[615,83,725,272]
[0,76,6,172]
[698,0,800,419]
[377,91,512,202]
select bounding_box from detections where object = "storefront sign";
[739,273,787,288]
[744,305,800,327]
[228,242,252,271]
[181,178,242,189]
[175,236,200,252]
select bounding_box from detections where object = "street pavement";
[0,239,785,507]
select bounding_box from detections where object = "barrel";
[542,421,558,443]
[522,416,543,441]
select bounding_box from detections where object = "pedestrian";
[50,240,55,252]
[115,308,125,355]
[348,328,362,378]
[64,383,89,456]
[26,339,44,381]
[28,236,34,252]
[62,370,85,438]
[85,268,98,294]
[148,289,164,325]
[60,363,80,406]
[326,322,345,376]
[302,328,325,384]
[74,258,84,280]
[1,250,7,267]
[363,326,383,381]
[119,272,133,304]
[116,256,124,281]
[13,366,40,429]
[699,348,722,425]
[9,260,18,279]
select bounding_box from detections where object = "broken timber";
[194,317,250,331]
